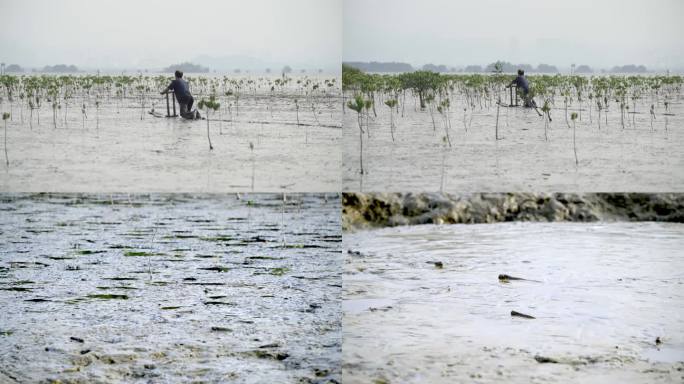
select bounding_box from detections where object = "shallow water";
[0,75,341,192]
[0,193,341,383]
[342,94,684,191]
[343,222,684,383]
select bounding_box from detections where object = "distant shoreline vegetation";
[344,61,655,74]
[162,62,210,73]
[36,64,80,73]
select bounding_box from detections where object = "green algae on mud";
[123,251,165,257]
[0,194,342,383]
[86,294,129,300]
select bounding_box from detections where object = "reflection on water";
[343,222,684,383]
[0,194,341,383]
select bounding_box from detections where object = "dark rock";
[511,310,535,319]
[534,355,558,363]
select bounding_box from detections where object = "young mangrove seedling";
[437,98,452,147]
[3,112,9,167]
[495,97,500,140]
[650,104,656,131]
[28,99,34,130]
[541,100,552,141]
[347,94,366,174]
[571,112,578,165]
[249,142,255,191]
[81,103,87,130]
[363,98,373,139]
[95,100,100,133]
[440,135,448,193]
[198,95,221,150]
[424,94,437,132]
[384,99,398,142]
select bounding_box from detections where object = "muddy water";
[343,222,684,383]
[0,75,341,192]
[342,95,684,191]
[0,194,341,383]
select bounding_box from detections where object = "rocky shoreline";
[342,193,684,230]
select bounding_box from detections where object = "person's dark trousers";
[186,95,194,111]
[179,95,195,118]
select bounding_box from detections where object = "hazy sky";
[0,0,341,70]
[344,0,684,70]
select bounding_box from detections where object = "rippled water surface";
[0,193,341,383]
[343,222,684,383]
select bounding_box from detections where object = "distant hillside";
[344,61,414,73]
[40,64,79,73]
[162,62,209,73]
[611,65,647,73]
[4,64,24,73]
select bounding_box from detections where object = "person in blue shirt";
[509,69,541,115]
[160,70,199,119]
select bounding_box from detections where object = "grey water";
[343,222,684,383]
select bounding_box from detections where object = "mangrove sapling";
[439,136,448,193]
[310,102,322,127]
[563,91,571,129]
[63,91,70,128]
[249,142,255,191]
[424,94,437,132]
[541,100,551,141]
[463,107,467,133]
[18,92,24,124]
[3,112,9,166]
[198,95,221,150]
[28,99,34,130]
[571,112,578,166]
[95,100,100,132]
[35,95,41,126]
[631,93,639,128]
[52,101,58,129]
[596,100,603,130]
[364,99,373,139]
[294,99,306,144]
[384,99,398,142]
[495,97,500,140]
[650,104,656,131]
[347,94,366,174]
[436,100,452,147]
[81,103,87,129]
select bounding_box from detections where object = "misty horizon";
[344,0,684,71]
[0,0,341,71]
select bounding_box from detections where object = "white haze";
[343,0,684,71]
[0,0,342,72]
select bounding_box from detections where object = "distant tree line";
[610,64,647,73]
[37,64,80,73]
[345,61,652,74]
[344,61,415,73]
[2,64,24,73]
[163,62,209,73]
